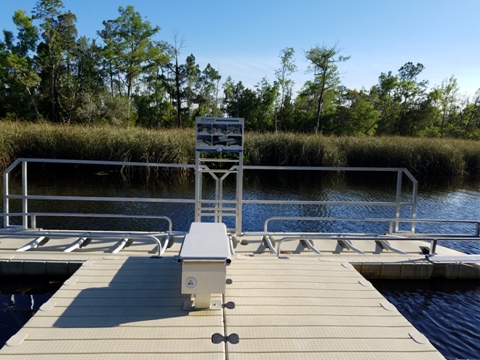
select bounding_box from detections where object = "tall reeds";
[1,122,480,181]
[0,122,196,180]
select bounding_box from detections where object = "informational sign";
[195,117,244,152]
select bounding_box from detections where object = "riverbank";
[1,121,480,181]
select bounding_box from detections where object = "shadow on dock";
[52,257,196,328]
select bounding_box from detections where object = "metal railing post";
[3,167,9,228]
[394,170,402,233]
[215,172,221,223]
[195,152,201,222]
[236,156,243,235]
[22,160,28,229]
[402,168,418,234]
[410,178,418,233]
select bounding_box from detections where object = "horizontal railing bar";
[3,212,174,234]
[242,165,412,172]
[265,216,480,225]
[5,195,196,204]
[13,158,196,169]
[199,214,236,217]
[258,231,478,238]
[199,158,240,163]
[1,229,166,235]
[269,234,480,242]
[11,159,418,175]
[243,230,480,241]
[245,200,414,206]
[264,216,480,233]
[199,200,237,204]
[200,169,238,173]
[5,200,414,211]
[199,212,236,214]
[4,195,413,208]
[9,213,171,219]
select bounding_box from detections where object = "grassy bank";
[1,121,480,181]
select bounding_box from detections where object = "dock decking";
[0,239,448,359]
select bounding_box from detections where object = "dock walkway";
[1,247,446,359]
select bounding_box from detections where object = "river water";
[1,169,480,358]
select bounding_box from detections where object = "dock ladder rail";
[0,212,174,256]
[0,229,173,258]
[262,216,480,257]
[1,158,199,255]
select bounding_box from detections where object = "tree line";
[1,0,479,138]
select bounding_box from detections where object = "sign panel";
[196,117,244,152]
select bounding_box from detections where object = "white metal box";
[181,260,226,294]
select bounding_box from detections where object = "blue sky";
[1,0,479,97]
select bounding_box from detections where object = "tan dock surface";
[0,252,445,359]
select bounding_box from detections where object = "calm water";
[371,279,480,360]
[1,169,480,358]
[0,278,63,347]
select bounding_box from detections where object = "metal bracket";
[183,294,223,311]
[16,236,50,251]
[337,237,365,254]
[375,239,406,254]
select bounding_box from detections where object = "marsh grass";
[0,122,195,181]
[1,122,480,181]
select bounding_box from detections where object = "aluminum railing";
[261,216,480,256]
[2,158,196,230]
[241,164,419,235]
[2,158,422,238]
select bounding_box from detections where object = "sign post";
[194,117,244,234]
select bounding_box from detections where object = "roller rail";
[261,216,480,257]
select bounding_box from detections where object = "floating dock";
[2,158,480,358]
[1,232,479,359]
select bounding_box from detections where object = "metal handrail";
[0,228,169,257]
[262,216,480,256]
[2,158,480,257]
[241,165,418,234]
[3,158,195,229]
[264,216,480,237]
[6,194,196,204]
[2,212,173,233]
[3,158,419,236]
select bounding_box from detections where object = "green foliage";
[98,5,168,121]
[274,47,296,132]
[0,9,40,120]
[222,77,277,130]
[304,43,350,133]
[334,89,379,136]
[0,1,479,139]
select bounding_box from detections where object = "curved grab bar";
[275,235,322,257]
[3,229,168,257]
